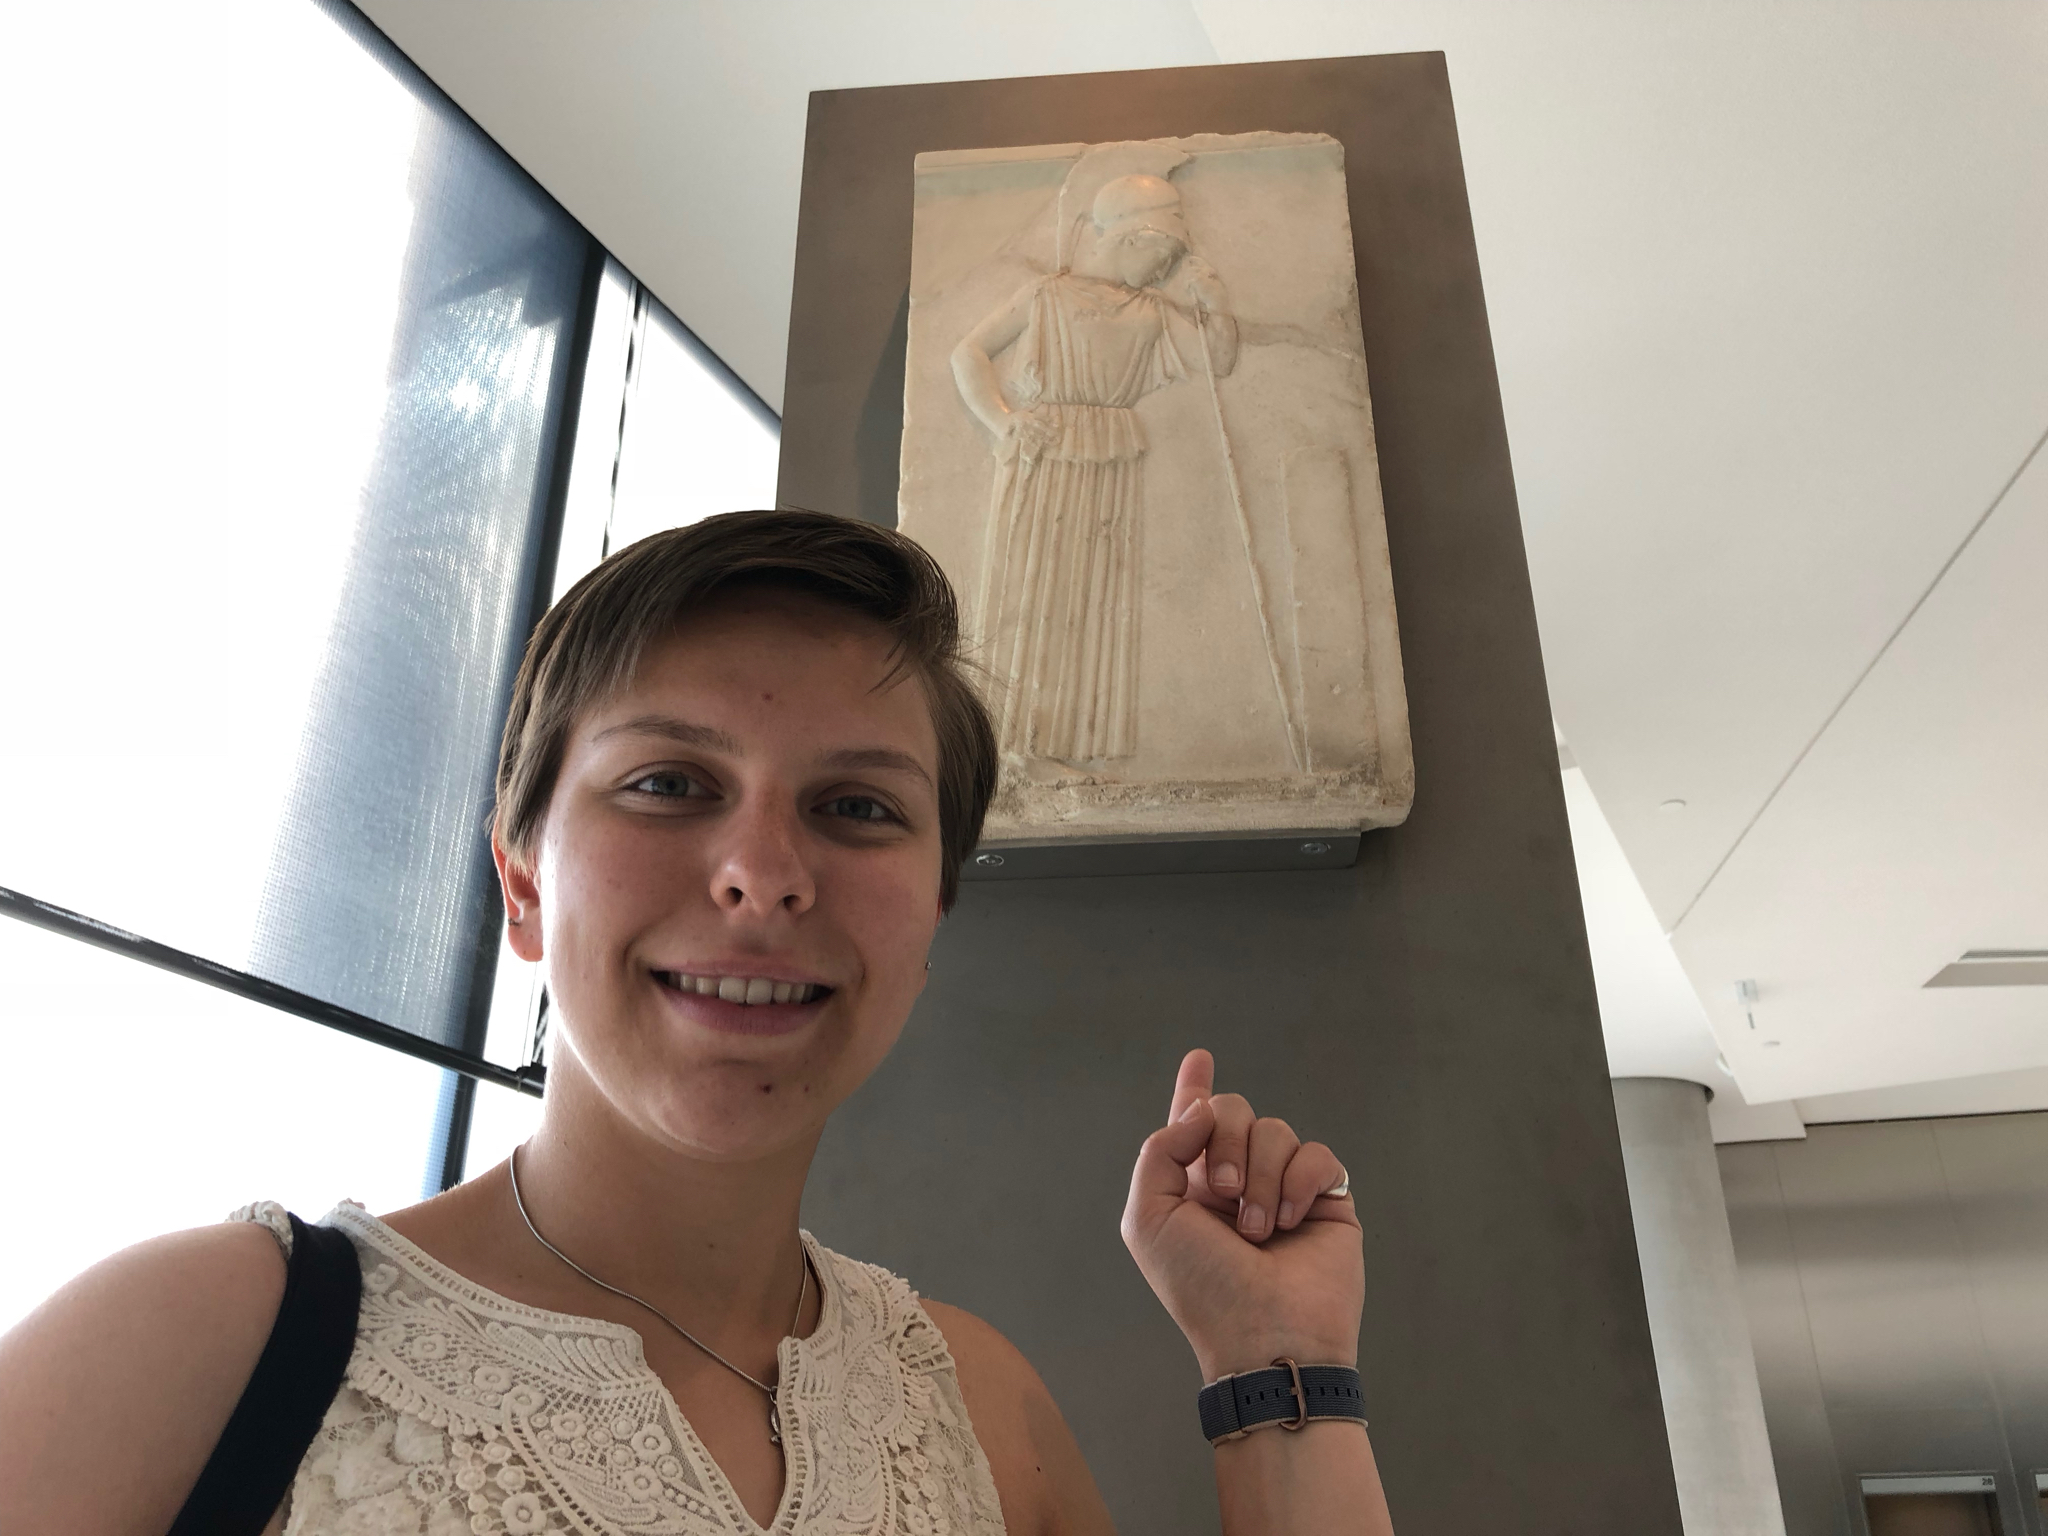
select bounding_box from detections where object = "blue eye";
[629,771,702,798]
[822,795,895,823]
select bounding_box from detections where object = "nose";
[708,794,816,919]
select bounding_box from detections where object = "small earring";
[925,960,933,972]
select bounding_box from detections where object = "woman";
[0,511,1390,1536]
[951,173,1236,767]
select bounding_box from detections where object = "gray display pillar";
[782,55,1685,1536]
[1614,1078,1788,1536]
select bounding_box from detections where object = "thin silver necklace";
[508,1143,809,1446]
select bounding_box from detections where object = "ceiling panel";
[1193,0,2048,929]
[1672,435,2048,1102]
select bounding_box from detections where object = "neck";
[508,1053,820,1339]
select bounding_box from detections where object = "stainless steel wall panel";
[1776,1125,1997,1416]
[1721,1141,1856,1536]
[1930,1117,2048,1484]
[1721,1113,2048,1536]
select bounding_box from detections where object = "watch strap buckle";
[1196,1358,1367,1445]
[1275,1356,1309,1431]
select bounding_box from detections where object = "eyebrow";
[590,715,744,753]
[589,716,935,791]
[820,746,935,792]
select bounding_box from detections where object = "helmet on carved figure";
[1091,174,1189,249]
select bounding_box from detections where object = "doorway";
[1860,1475,2004,1536]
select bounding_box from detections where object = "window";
[0,0,777,1325]
[0,916,443,1332]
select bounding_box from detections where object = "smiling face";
[500,586,945,1163]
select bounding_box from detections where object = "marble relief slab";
[898,132,1413,843]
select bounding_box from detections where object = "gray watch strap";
[1198,1359,1367,1443]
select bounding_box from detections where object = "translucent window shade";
[0,0,592,1064]
[0,915,444,1335]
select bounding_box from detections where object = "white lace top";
[230,1202,1007,1536]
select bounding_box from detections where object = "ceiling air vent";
[1924,951,2048,988]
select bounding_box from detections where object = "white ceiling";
[354,0,2048,1134]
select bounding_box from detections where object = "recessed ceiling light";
[1658,798,1687,814]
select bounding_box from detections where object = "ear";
[493,832,545,963]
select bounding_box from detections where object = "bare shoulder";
[0,1221,288,1535]
[922,1299,1116,1536]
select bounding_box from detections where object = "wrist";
[1195,1336,1358,1384]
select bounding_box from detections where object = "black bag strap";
[168,1212,363,1536]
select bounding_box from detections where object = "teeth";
[668,973,823,1006]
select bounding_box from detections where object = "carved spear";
[1194,305,1305,772]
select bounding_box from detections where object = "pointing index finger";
[1168,1048,1215,1125]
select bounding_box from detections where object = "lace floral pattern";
[230,1202,1006,1536]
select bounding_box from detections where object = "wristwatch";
[1198,1357,1368,1444]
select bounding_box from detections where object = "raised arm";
[0,1222,287,1535]
[1123,1050,1392,1536]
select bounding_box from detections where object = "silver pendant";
[768,1401,782,1447]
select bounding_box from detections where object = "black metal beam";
[0,884,544,1098]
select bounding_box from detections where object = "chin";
[556,983,916,1161]
[638,1069,830,1164]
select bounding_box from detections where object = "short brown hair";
[495,510,997,909]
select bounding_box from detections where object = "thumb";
[1122,1098,1213,1250]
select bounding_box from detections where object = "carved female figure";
[951,172,1237,765]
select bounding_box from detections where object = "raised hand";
[1178,253,1230,314]
[1121,1049,1363,1382]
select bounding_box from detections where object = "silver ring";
[1324,1167,1351,1200]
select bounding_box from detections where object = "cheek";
[554,808,676,909]
[537,818,670,987]
[833,858,939,982]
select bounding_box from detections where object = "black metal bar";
[422,233,607,1193]
[426,231,606,1189]
[0,884,545,1098]
[426,1072,480,1198]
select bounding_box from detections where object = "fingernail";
[1211,1161,1240,1189]
[1239,1203,1267,1235]
[1178,1098,1206,1123]
[1278,1201,1296,1227]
